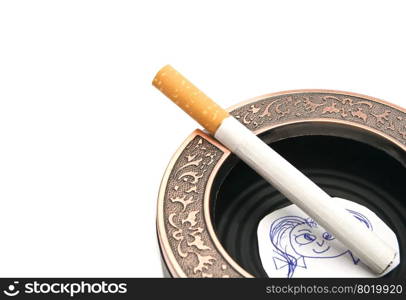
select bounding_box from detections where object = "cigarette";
[152,65,397,275]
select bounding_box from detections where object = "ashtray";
[157,90,406,278]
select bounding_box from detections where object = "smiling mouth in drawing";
[312,246,330,254]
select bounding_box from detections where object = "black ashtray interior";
[210,122,406,278]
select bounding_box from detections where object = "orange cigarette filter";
[152,65,229,134]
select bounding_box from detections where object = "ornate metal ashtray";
[157,90,406,278]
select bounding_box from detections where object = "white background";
[0,1,405,277]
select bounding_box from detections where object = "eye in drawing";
[295,233,316,245]
[322,232,335,241]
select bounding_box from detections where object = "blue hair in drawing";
[269,209,373,278]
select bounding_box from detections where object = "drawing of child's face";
[289,223,348,258]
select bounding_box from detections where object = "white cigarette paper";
[215,116,397,274]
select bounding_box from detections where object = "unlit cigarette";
[152,65,397,275]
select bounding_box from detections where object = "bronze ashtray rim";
[157,89,406,278]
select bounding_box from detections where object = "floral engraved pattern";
[164,135,240,277]
[162,91,406,278]
[232,92,406,145]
